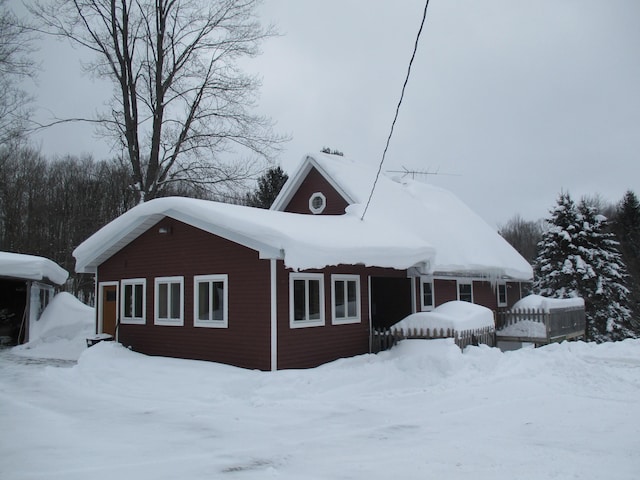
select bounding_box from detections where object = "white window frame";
[194,274,228,328]
[289,273,325,328]
[497,283,508,307]
[457,280,473,303]
[331,274,361,325]
[154,276,184,326]
[420,277,435,311]
[308,192,326,214]
[120,278,146,325]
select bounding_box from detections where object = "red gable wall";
[282,167,349,215]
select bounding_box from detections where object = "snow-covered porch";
[495,295,586,345]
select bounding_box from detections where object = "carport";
[0,252,68,345]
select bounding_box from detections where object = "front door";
[101,284,118,336]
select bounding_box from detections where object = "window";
[121,278,146,324]
[331,275,360,324]
[421,279,434,310]
[290,273,325,328]
[458,281,473,303]
[194,274,228,328]
[154,276,184,325]
[308,192,326,214]
[497,283,508,307]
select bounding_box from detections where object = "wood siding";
[434,279,457,305]
[98,218,272,370]
[282,167,349,215]
[276,265,407,369]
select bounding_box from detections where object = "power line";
[360,0,432,221]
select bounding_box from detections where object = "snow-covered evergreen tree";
[533,193,582,298]
[612,190,640,322]
[533,192,637,342]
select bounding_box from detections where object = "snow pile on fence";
[512,294,584,312]
[12,292,94,360]
[393,301,495,337]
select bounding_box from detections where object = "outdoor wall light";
[158,226,171,234]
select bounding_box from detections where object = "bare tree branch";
[29,0,287,201]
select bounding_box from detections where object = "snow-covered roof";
[73,197,435,274]
[0,251,69,285]
[272,153,533,280]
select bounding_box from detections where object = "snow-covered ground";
[1,297,639,479]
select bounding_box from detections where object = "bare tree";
[498,214,544,264]
[30,0,284,201]
[0,0,35,144]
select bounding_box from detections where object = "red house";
[74,152,532,370]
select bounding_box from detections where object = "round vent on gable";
[309,192,326,214]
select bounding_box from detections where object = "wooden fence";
[371,325,496,353]
[495,306,586,344]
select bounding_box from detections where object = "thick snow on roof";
[73,197,435,273]
[393,301,495,334]
[276,153,533,280]
[0,251,68,285]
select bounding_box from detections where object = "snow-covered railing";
[496,306,585,344]
[372,325,496,353]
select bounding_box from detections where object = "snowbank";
[393,301,495,333]
[512,294,584,312]
[3,335,639,480]
[12,292,94,361]
[0,251,68,285]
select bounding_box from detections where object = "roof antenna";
[361,0,432,221]
[387,166,462,180]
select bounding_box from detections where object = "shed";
[0,251,69,345]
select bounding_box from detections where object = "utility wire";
[360,0,431,221]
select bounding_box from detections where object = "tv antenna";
[386,166,461,180]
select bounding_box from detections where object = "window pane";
[347,280,357,317]
[124,284,133,317]
[198,282,209,320]
[134,284,143,317]
[498,285,507,304]
[293,279,306,321]
[459,284,472,302]
[308,280,321,320]
[158,283,168,318]
[423,282,433,307]
[170,282,181,318]
[335,280,345,318]
[212,281,224,321]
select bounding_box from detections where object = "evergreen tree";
[533,192,637,342]
[245,166,289,209]
[533,193,582,298]
[611,190,640,323]
[576,200,635,341]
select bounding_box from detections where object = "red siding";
[283,167,349,215]
[276,265,407,369]
[98,218,272,370]
[506,281,525,308]
[434,279,457,306]
[472,281,498,311]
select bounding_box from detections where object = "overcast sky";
[18,0,640,228]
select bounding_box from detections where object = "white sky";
[16,0,640,227]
